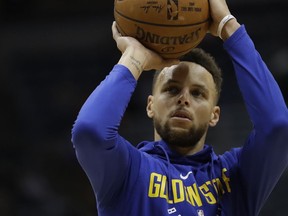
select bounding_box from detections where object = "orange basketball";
[114,0,210,59]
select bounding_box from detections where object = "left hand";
[208,0,240,39]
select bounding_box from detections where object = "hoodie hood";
[137,140,218,167]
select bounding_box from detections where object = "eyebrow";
[160,79,181,90]
[164,79,208,90]
[164,79,180,85]
[191,84,208,90]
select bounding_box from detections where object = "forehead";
[155,61,215,89]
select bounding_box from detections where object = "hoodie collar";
[137,140,216,166]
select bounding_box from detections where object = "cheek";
[153,97,171,119]
[194,105,213,123]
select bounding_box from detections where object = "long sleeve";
[224,26,288,215]
[71,65,141,205]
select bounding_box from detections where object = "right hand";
[112,21,179,79]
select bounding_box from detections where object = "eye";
[164,86,180,95]
[191,89,205,98]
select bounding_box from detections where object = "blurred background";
[0,0,287,215]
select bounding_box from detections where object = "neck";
[154,129,206,156]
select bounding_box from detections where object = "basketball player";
[71,0,288,215]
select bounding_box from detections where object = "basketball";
[114,0,210,59]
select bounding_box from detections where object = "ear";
[209,106,220,127]
[146,95,154,118]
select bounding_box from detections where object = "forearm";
[72,64,137,149]
[71,65,138,200]
[224,26,288,131]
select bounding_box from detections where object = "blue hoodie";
[71,26,288,216]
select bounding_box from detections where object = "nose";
[177,89,190,106]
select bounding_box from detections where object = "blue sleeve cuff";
[111,64,137,87]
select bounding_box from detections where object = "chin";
[155,120,208,148]
[166,127,194,143]
[170,126,191,135]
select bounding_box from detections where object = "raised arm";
[71,23,178,204]
[209,0,288,214]
[224,26,288,215]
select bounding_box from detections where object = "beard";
[154,118,208,148]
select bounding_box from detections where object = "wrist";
[217,15,241,41]
[118,49,146,80]
[221,19,241,40]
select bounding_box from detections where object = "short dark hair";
[152,48,223,103]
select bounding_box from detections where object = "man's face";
[146,61,220,148]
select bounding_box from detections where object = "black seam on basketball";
[114,9,210,27]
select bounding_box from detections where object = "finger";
[112,21,121,41]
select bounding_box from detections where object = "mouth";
[171,109,192,121]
